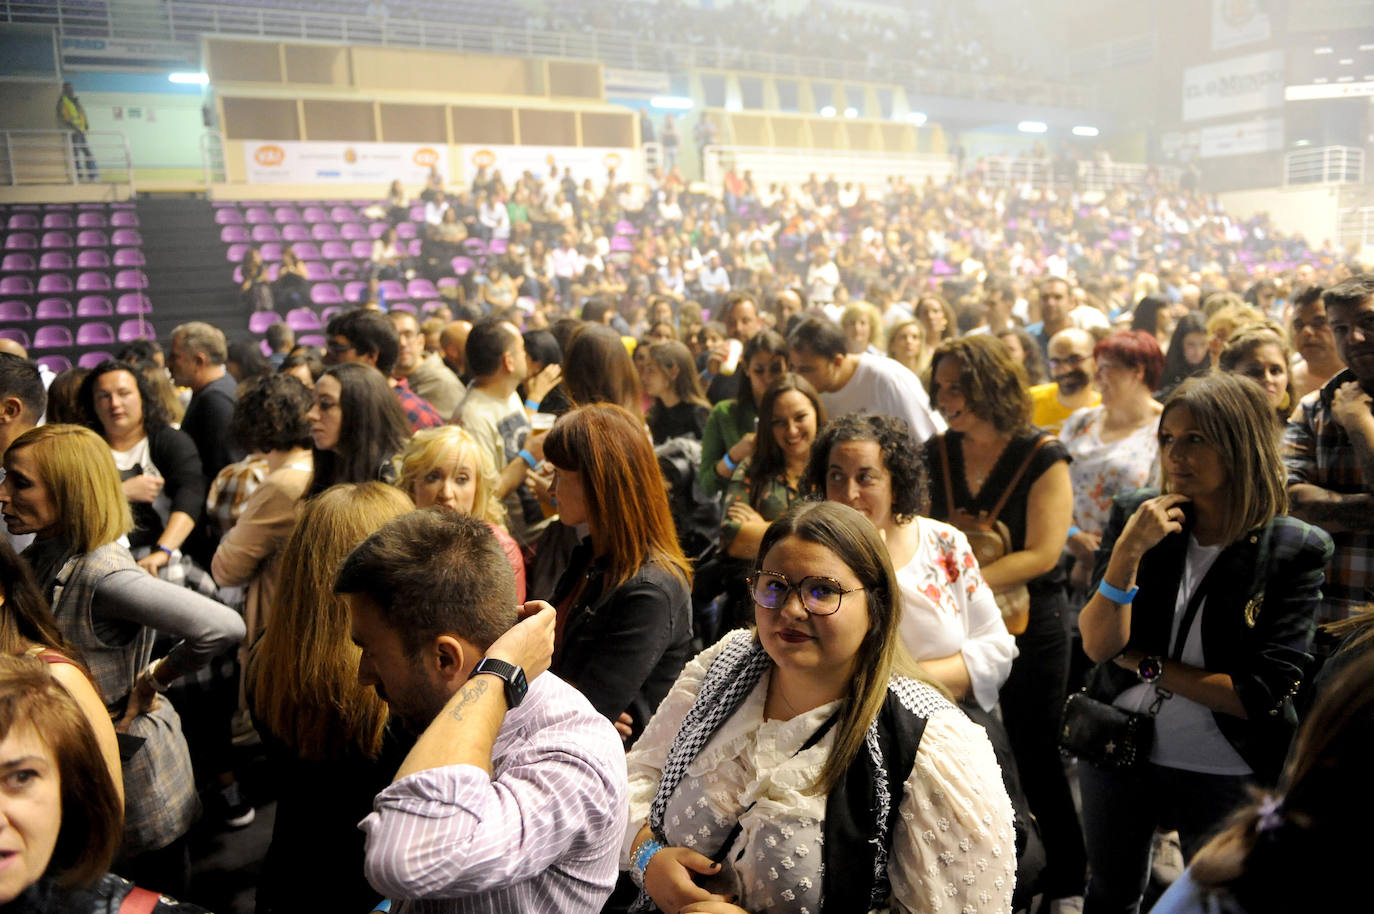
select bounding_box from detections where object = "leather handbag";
[937,434,1051,635]
[1059,688,1158,770]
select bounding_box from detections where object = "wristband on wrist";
[629,837,666,890]
[156,544,174,558]
[518,449,538,469]
[1097,579,1139,604]
[524,398,540,411]
[722,452,738,472]
[143,660,171,694]
[1067,525,1080,543]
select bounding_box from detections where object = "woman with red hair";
[1061,331,1165,593]
[542,403,693,747]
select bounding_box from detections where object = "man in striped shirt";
[338,510,628,913]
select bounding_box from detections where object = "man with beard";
[1286,274,1374,626]
[1030,327,1100,434]
[342,509,627,913]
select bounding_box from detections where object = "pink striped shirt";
[360,674,628,913]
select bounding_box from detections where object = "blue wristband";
[1067,525,1081,542]
[722,452,738,472]
[525,398,540,411]
[371,902,392,913]
[157,544,174,558]
[1097,579,1139,604]
[629,837,666,889]
[518,448,538,469]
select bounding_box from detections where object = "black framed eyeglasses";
[1048,354,1089,367]
[750,570,863,616]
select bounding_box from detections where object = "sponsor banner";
[244,141,441,184]
[603,68,671,94]
[60,37,196,65]
[1211,0,1271,52]
[1286,81,1374,101]
[457,144,642,188]
[1198,117,1283,158]
[1182,50,1285,122]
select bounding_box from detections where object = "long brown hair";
[248,482,413,760]
[563,323,643,417]
[543,404,690,593]
[749,373,825,507]
[5,425,132,554]
[0,539,82,668]
[927,335,1031,435]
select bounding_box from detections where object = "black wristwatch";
[1137,655,1165,685]
[470,658,528,709]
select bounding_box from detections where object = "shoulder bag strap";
[118,886,161,914]
[936,433,956,517]
[984,434,1053,524]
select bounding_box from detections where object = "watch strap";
[471,657,528,708]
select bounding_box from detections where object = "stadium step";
[135,195,250,342]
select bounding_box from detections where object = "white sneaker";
[1151,830,1184,884]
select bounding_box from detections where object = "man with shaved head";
[440,320,473,387]
[1029,327,1100,434]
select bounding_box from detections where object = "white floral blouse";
[1060,405,1160,535]
[623,636,1017,914]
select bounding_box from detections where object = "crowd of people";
[0,151,1371,914]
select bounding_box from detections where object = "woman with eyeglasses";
[621,500,1015,914]
[304,363,411,497]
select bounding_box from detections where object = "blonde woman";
[886,318,928,379]
[841,300,885,355]
[247,482,413,914]
[396,425,526,602]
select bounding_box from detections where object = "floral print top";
[1060,405,1160,535]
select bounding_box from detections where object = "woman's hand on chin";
[1118,493,1190,557]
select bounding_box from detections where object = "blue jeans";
[1079,761,1251,914]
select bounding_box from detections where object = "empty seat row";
[5,211,139,230]
[0,320,155,350]
[219,223,396,244]
[3,230,143,250]
[0,294,152,321]
[1,249,145,271]
[0,271,147,295]
[215,205,373,225]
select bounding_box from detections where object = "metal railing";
[1,0,1095,109]
[1339,206,1374,251]
[1285,146,1365,186]
[701,145,954,195]
[979,156,1181,192]
[0,129,134,190]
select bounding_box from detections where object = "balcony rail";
[979,156,1181,192]
[1285,146,1365,186]
[1339,206,1374,252]
[1,0,1095,109]
[0,129,134,190]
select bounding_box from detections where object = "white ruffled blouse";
[623,636,1017,914]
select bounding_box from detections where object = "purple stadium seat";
[4,234,36,251]
[291,242,321,260]
[117,319,155,343]
[281,224,311,242]
[462,238,487,255]
[42,213,73,229]
[259,340,272,357]
[32,326,73,349]
[112,249,145,267]
[76,212,107,228]
[221,226,251,244]
[368,223,389,239]
[78,351,114,369]
[406,239,421,257]
[249,311,282,334]
[388,301,417,314]
[343,281,367,302]
[297,334,326,348]
[0,301,32,321]
[420,301,446,315]
[41,232,74,249]
[109,211,138,227]
[76,272,112,292]
[251,225,282,243]
[75,230,107,248]
[266,263,280,282]
[349,240,373,259]
[614,220,634,236]
[340,223,369,241]
[110,229,142,246]
[0,329,30,348]
[215,208,244,225]
[302,206,329,223]
[311,224,340,241]
[115,294,151,315]
[35,298,73,320]
[35,355,71,372]
[320,241,350,260]
[331,261,360,280]
[274,207,302,223]
[303,261,330,281]
[450,257,474,276]
[309,285,342,306]
[260,243,284,262]
[379,280,407,302]
[396,222,418,240]
[114,270,147,291]
[0,276,33,295]
[488,239,508,255]
[225,243,251,263]
[75,250,109,268]
[244,207,273,224]
[77,296,114,317]
[286,308,322,332]
[409,205,425,221]
[320,306,342,323]
[6,214,38,230]
[2,253,36,272]
[437,277,461,294]
[330,206,359,222]
[609,236,634,253]
[38,274,74,294]
[407,278,439,299]
[76,322,116,346]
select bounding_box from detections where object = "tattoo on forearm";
[448,679,489,724]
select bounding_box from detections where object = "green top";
[719,458,799,553]
[699,398,757,497]
[507,201,529,224]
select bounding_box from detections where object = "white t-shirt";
[111,436,171,527]
[1115,535,1253,775]
[458,387,534,546]
[820,353,946,443]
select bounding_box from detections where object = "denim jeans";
[1079,761,1252,914]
